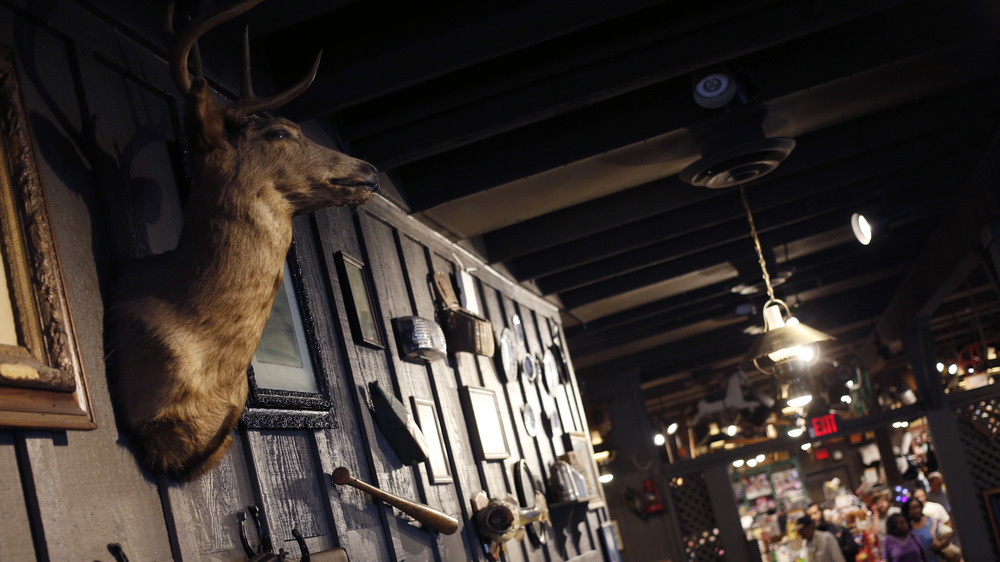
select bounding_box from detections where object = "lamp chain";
[739,184,775,302]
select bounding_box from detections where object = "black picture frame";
[334,251,384,349]
[411,397,453,484]
[460,385,511,460]
[244,242,334,428]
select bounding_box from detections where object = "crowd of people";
[786,471,961,562]
[863,472,961,562]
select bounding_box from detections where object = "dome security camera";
[693,72,736,108]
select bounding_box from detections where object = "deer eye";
[265,129,290,140]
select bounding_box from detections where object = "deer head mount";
[108,0,378,480]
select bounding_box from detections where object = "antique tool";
[239,505,274,558]
[470,490,550,560]
[292,529,349,562]
[332,467,459,534]
[368,381,429,465]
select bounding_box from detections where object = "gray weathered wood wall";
[0,1,608,559]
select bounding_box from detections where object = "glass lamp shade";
[744,302,833,380]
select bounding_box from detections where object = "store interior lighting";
[738,186,833,379]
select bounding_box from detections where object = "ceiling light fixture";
[851,213,873,245]
[738,185,833,381]
[653,433,666,446]
[784,377,813,409]
[666,422,679,435]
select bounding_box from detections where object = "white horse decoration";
[690,369,771,427]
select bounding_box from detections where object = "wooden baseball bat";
[332,467,459,535]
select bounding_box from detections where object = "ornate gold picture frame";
[0,45,94,429]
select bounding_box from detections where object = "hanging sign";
[809,414,839,438]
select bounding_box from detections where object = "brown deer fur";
[109,77,378,480]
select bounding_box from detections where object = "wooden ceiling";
[172,0,1000,416]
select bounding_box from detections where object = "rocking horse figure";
[689,369,762,427]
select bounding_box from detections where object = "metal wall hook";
[292,528,310,562]
[107,543,129,562]
[238,505,274,558]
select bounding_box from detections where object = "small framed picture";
[245,243,335,428]
[562,431,604,508]
[411,397,453,484]
[460,386,510,460]
[334,251,384,349]
[0,48,94,430]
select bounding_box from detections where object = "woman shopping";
[882,513,923,562]
[907,498,954,562]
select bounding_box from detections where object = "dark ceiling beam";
[860,128,1000,370]
[567,222,929,357]
[574,277,900,380]
[489,80,1000,265]
[518,121,992,283]
[569,247,916,356]
[390,7,993,211]
[272,0,665,119]
[483,120,864,264]
[337,0,785,142]
[555,164,962,307]
[343,0,907,169]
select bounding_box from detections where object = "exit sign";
[810,414,839,438]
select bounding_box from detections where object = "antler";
[231,26,323,115]
[166,0,322,115]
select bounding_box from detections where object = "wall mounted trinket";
[392,316,447,363]
[369,381,429,465]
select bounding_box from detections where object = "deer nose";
[362,163,380,192]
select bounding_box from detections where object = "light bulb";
[667,422,679,435]
[726,425,738,436]
[787,394,813,408]
[851,213,872,245]
[653,433,666,446]
[599,472,614,484]
[747,459,757,467]
[733,459,745,468]
[787,428,804,438]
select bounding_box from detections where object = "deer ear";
[186,78,229,151]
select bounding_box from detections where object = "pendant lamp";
[738,185,833,382]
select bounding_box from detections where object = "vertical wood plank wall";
[0,1,608,560]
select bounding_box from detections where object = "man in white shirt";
[913,488,949,525]
[797,515,846,562]
[925,472,952,513]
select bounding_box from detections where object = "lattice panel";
[668,473,725,562]
[956,400,1000,561]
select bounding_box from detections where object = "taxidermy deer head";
[108,0,378,480]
